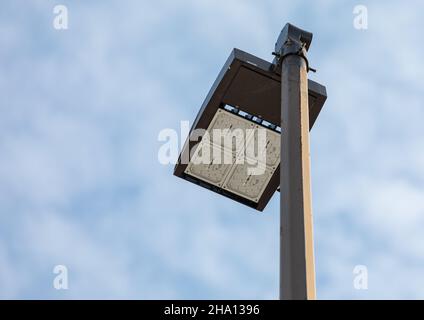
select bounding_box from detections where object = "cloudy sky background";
[1,0,424,299]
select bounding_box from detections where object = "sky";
[0,0,424,299]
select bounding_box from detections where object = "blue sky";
[1,0,424,299]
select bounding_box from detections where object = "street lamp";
[174,23,327,300]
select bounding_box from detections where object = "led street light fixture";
[174,49,327,211]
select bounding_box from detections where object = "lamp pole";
[274,24,316,300]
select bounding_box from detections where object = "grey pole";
[274,24,316,300]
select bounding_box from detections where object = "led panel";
[245,126,280,168]
[185,143,234,187]
[208,109,254,153]
[224,163,274,202]
[184,108,280,203]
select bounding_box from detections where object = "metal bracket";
[272,23,315,72]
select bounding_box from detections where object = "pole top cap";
[275,23,313,54]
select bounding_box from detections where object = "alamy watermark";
[353,5,368,30]
[53,5,69,30]
[353,265,368,290]
[53,265,69,290]
[158,121,270,175]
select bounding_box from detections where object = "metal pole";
[275,24,316,300]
